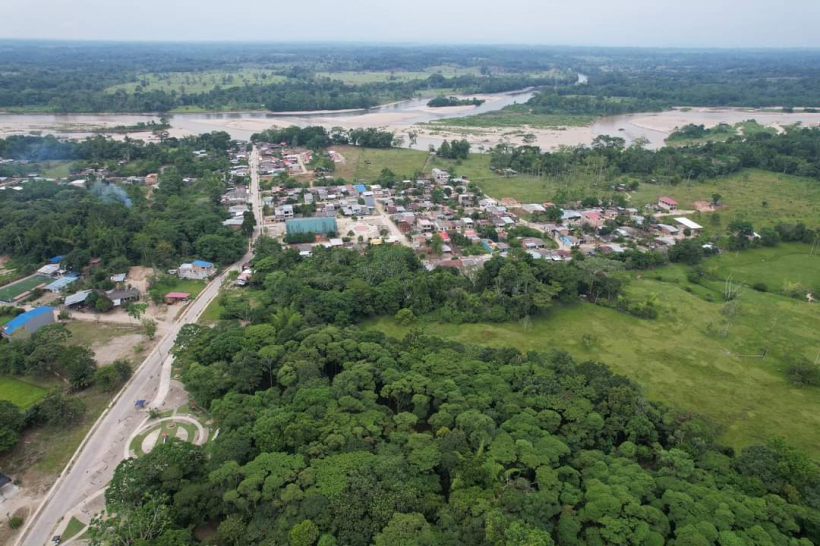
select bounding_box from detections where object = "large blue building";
[1,306,55,338]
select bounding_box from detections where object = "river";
[2,84,820,152]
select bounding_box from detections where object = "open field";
[0,275,50,302]
[316,66,482,84]
[39,161,73,179]
[0,376,48,408]
[154,278,206,300]
[666,119,779,146]
[105,68,287,94]
[365,244,820,456]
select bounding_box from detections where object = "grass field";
[39,161,73,179]
[316,66,482,85]
[0,275,50,302]
[61,517,85,541]
[365,243,820,456]
[105,68,287,94]
[0,376,48,408]
[666,120,778,146]
[66,322,142,347]
[155,278,206,300]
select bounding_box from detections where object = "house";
[656,224,680,236]
[110,273,127,283]
[178,260,216,280]
[2,306,55,338]
[37,263,62,278]
[106,289,140,307]
[432,169,450,184]
[235,271,252,286]
[674,217,703,233]
[274,205,294,221]
[581,210,603,228]
[164,292,190,305]
[145,173,159,186]
[222,217,244,230]
[521,237,547,250]
[65,290,93,307]
[500,197,520,208]
[658,197,678,212]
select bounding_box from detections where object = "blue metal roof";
[192,260,214,268]
[49,255,65,264]
[45,275,78,291]
[3,306,54,335]
[354,184,366,193]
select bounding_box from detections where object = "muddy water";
[3,94,820,152]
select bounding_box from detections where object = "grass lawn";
[365,244,820,456]
[199,296,224,323]
[61,517,85,541]
[317,66,481,85]
[156,278,206,299]
[0,275,51,302]
[0,376,48,408]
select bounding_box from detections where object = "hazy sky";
[2,0,820,48]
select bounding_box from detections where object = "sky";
[2,0,820,48]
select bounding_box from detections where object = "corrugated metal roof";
[45,276,78,291]
[3,307,54,334]
[192,260,214,268]
[65,290,92,306]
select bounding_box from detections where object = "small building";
[45,275,79,293]
[164,292,190,305]
[432,169,450,184]
[37,263,61,278]
[285,217,338,236]
[674,217,703,233]
[658,197,678,212]
[110,273,127,284]
[2,306,55,338]
[65,289,93,307]
[145,173,159,186]
[106,289,140,307]
[178,260,216,280]
[222,217,244,230]
[656,224,680,236]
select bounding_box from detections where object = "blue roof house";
[179,260,216,280]
[2,307,55,338]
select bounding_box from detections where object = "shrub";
[785,360,820,387]
[394,308,416,326]
[752,282,768,292]
[8,516,23,529]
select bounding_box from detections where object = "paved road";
[18,150,264,546]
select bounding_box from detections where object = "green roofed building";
[286,217,338,235]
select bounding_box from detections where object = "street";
[17,148,264,545]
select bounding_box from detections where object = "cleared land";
[105,68,287,94]
[0,275,50,302]
[0,376,48,408]
[365,244,820,456]
[316,66,482,84]
[428,109,594,130]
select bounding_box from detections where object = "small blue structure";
[48,255,65,264]
[45,275,79,293]
[2,306,55,338]
[192,259,214,268]
[354,184,367,194]
[135,400,146,409]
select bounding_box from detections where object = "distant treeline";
[490,126,820,182]
[427,95,485,107]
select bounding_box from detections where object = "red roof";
[165,292,190,299]
[660,197,678,205]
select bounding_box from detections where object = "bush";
[785,360,820,387]
[752,282,768,292]
[394,308,416,326]
[8,516,23,529]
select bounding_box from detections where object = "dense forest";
[0,133,246,271]
[489,126,820,183]
[87,238,820,545]
[251,126,400,150]
[4,42,820,113]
